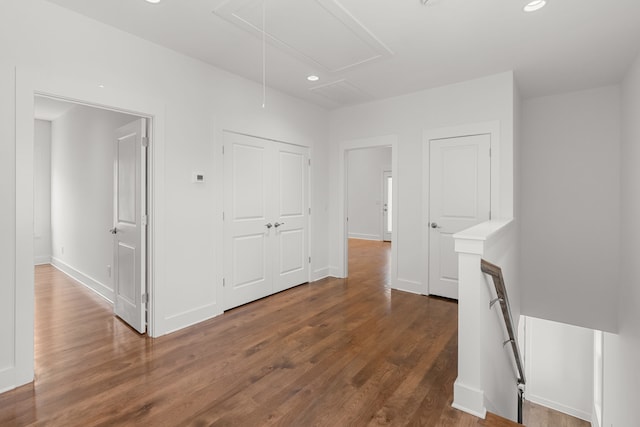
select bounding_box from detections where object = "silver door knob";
[109,227,118,234]
[265,223,273,229]
[430,222,441,229]
[274,222,285,228]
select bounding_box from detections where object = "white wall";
[601,51,640,427]
[0,0,330,393]
[50,105,138,302]
[521,86,621,333]
[329,72,515,293]
[347,146,391,240]
[524,316,593,421]
[0,64,17,391]
[34,119,51,265]
[514,79,522,222]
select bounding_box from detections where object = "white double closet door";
[223,132,310,310]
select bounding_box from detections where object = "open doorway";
[33,95,150,334]
[345,146,393,284]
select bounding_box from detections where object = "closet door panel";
[224,133,310,309]
[273,143,309,292]
[223,132,273,309]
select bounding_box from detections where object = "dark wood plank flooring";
[0,239,588,426]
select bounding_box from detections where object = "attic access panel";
[309,79,372,105]
[214,0,393,73]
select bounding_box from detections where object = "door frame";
[14,67,165,387]
[221,129,312,310]
[422,121,500,295]
[382,169,392,242]
[338,135,398,283]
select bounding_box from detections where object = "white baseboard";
[34,255,51,265]
[591,403,601,427]
[311,267,330,282]
[0,367,16,395]
[484,393,517,423]
[483,394,498,417]
[329,266,344,278]
[527,393,591,422]
[393,278,423,294]
[161,302,222,336]
[50,257,114,304]
[0,365,32,395]
[348,233,381,241]
[0,384,16,394]
[453,379,487,419]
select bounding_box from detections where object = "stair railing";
[480,259,526,424]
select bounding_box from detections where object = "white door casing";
[339,136,398,284]
[382,170,392,242]
[428,134,491,300]
[113,118,147,333]
[223,132,309,310]
[12,73,165,395]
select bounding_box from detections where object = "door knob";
[109,227,118,234]
[430,222,441,229]
[274,222,285,228]
[265,223,273,229]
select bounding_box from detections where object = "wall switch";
[192,172,205,183]
[107,265,111,277]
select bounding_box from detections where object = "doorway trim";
[14,67,166,388]
[338,135,398,284]
[421,121,500,295]
[382,169,392,242]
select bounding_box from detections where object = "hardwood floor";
[0,239,588,426]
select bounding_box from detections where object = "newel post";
[452,234,489,419]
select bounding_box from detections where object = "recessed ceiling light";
[145,0,161,4]
[98,84,105,88]
[524,0,546,12]
[307,75,320,82]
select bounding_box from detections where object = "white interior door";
[224,132,273,309]
[223,133,309,310]
[273,143,309,293]
[429,134,490,299]
[382,170,392,242]
[113,118,147,333]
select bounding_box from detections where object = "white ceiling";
[44,0,640,109]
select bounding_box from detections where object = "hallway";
[0,241,586,426]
